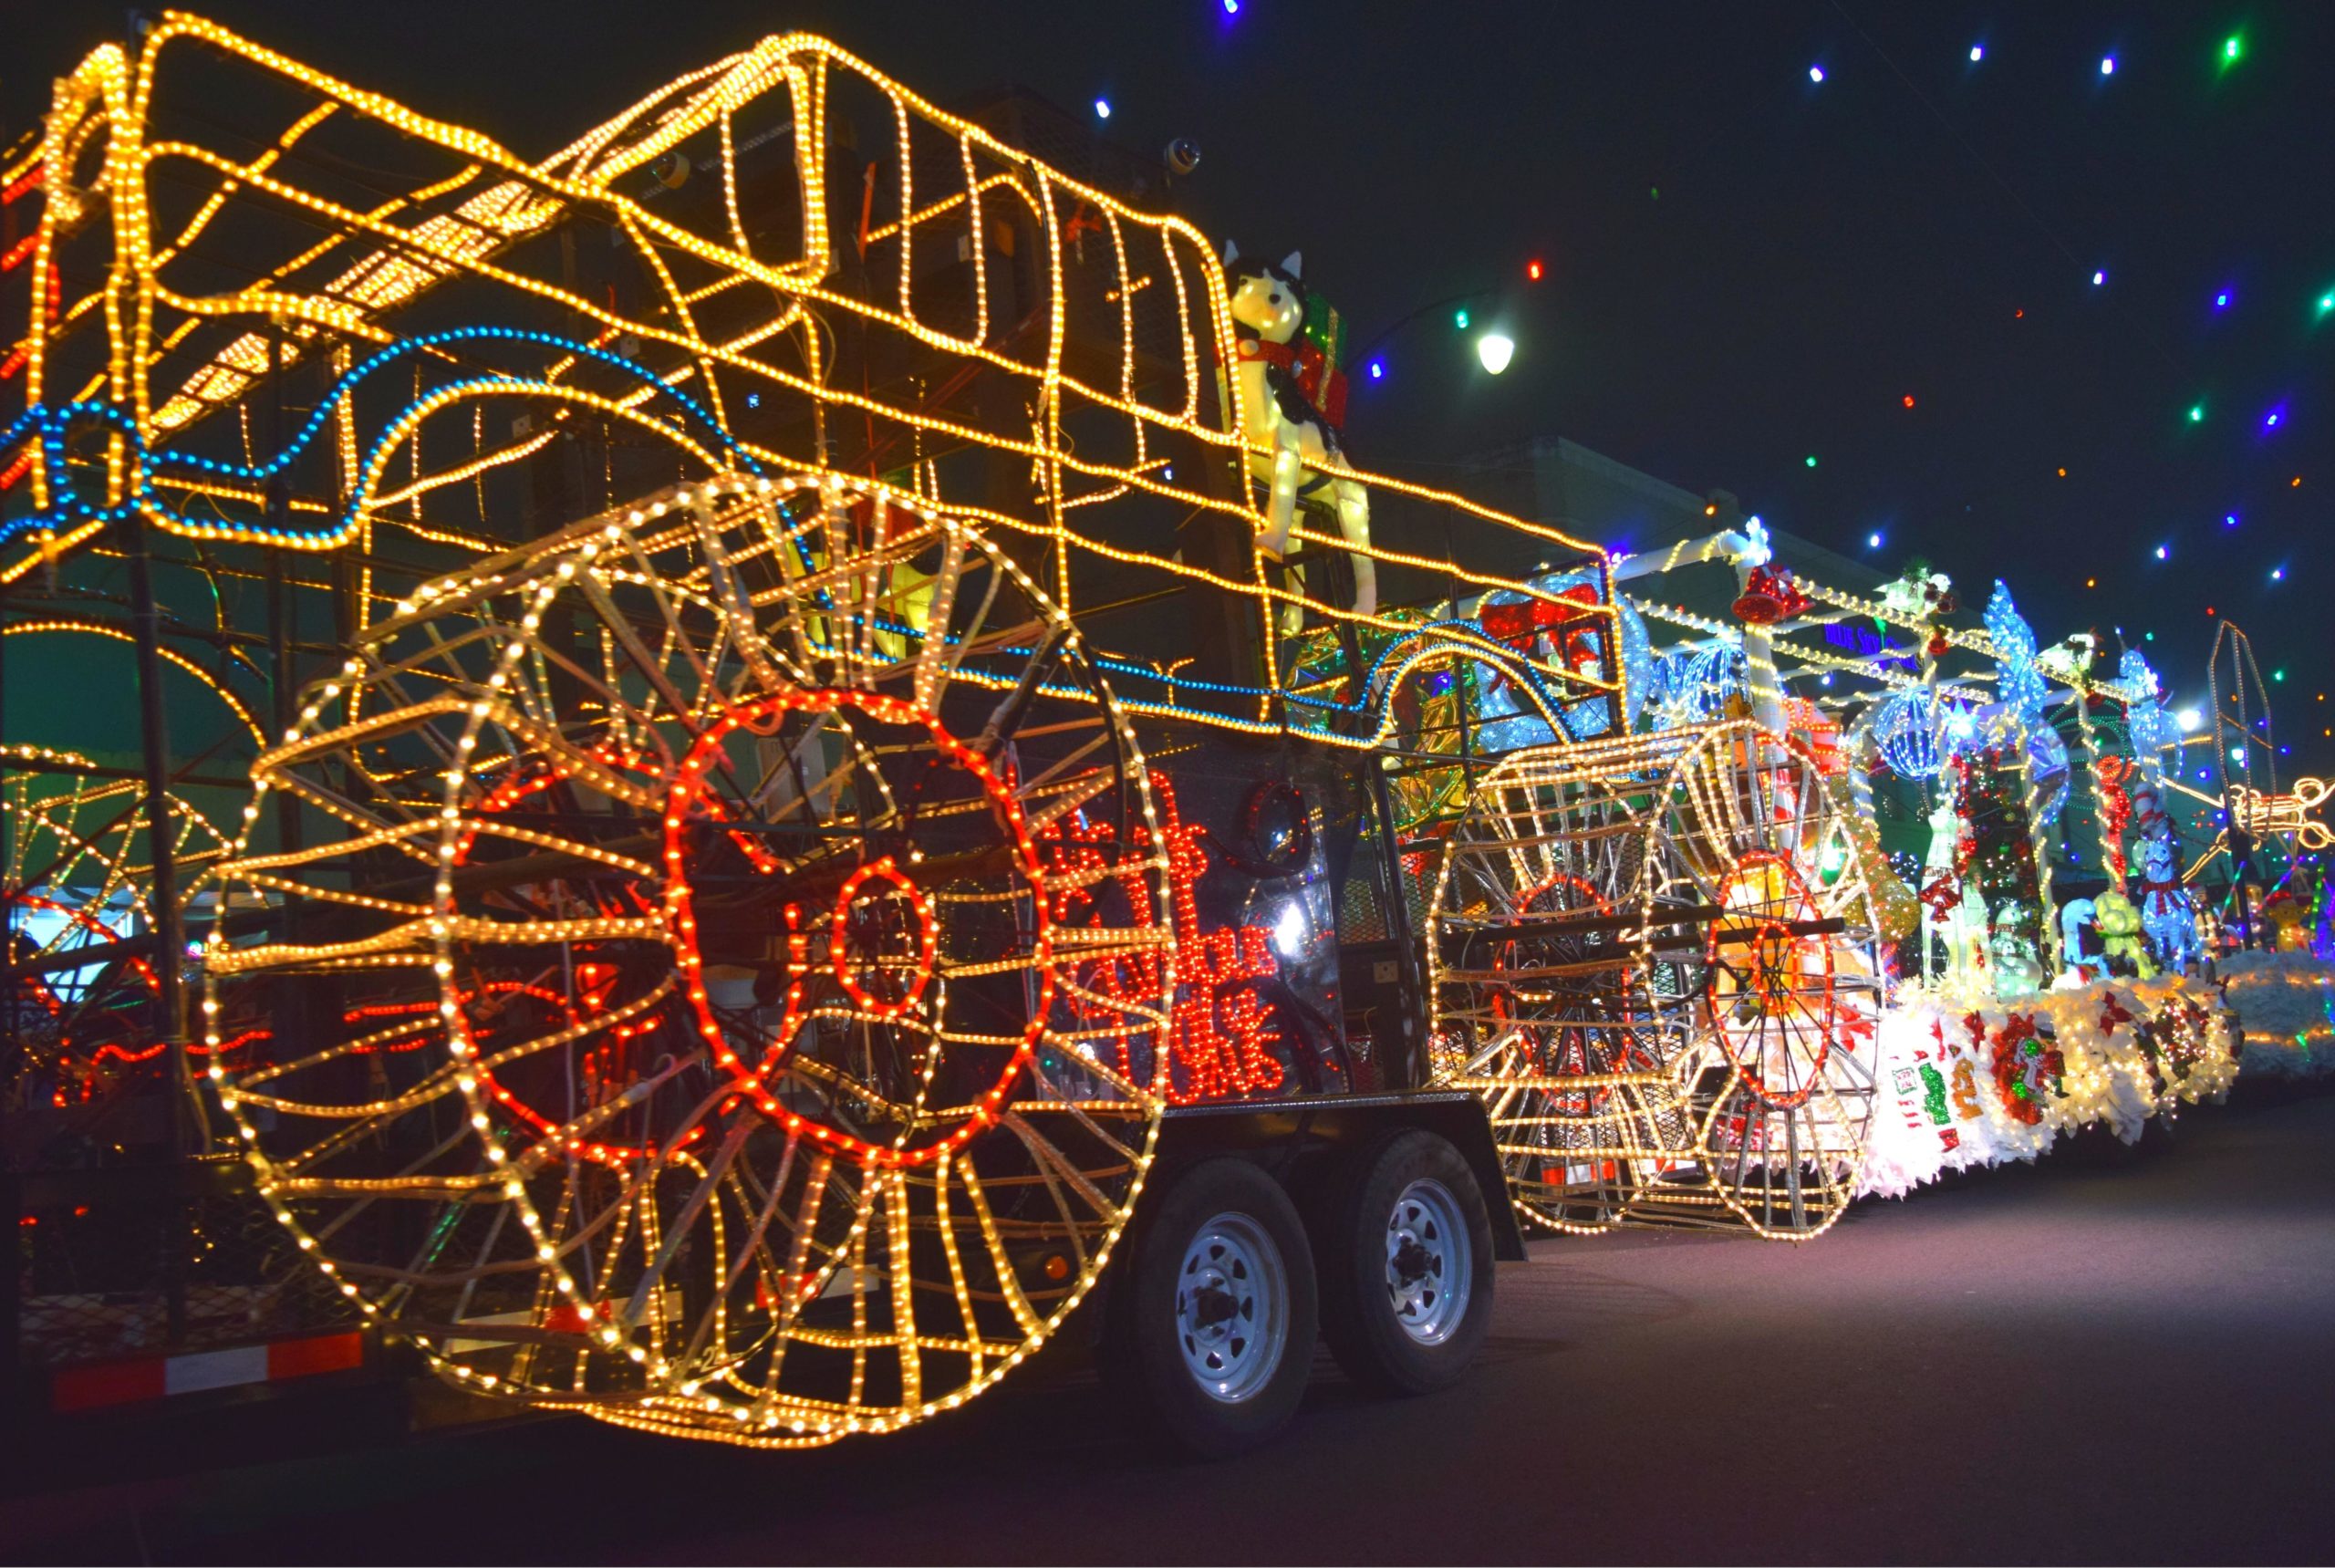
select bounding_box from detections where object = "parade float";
[0,13,2325,1454]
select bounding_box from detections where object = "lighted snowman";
[1987,907,2046,999]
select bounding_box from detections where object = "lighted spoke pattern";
[3,753,228,1111]
[1662,726,1884,1240]
[1428,741,1704,1235]
[1429,721,1884,1241]
[205,475,1176,1442]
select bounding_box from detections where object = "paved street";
[11,1085,2334,1565]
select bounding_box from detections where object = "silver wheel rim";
[1175,1211,1290,1404]
[1385,1178,1472,1346]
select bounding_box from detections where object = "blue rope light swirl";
[0,326,757,548]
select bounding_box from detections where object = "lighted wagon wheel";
[207,473,1176,1440]
[1427,739,1705,1234]
[1655,721,1885,1240]
[1343,637,1578,964]
[2,758,229,1118]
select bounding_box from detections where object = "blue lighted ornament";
[1961,700,2072,825]
[1870,687,1977,779]
[1642,642,1746,731]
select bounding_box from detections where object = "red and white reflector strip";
[49,1331,365,1413]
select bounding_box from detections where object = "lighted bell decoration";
[1731,562,1811,625]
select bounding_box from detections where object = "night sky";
[8,1,2330,764]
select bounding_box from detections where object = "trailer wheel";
[1109,1157,1317,1459]
[1318,1130,1493,1397]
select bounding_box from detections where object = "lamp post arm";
[1349,287,1497,369]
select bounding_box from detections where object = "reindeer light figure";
[1222,245,1375,634]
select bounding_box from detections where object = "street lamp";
[1350,285,1527,386]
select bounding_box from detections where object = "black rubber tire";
[1104,1157,1318,1459]
[1316,1129,1495,1397]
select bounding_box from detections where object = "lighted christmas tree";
[1954,748,2046,993]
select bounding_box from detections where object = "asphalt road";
[11,1085,2334,1565]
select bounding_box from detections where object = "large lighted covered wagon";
[1,16,1898,1453]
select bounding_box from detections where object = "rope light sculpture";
[203,474,1179,1441]
[0,13,2300,1373]
[1427,742,1700,1233]
[0,17,1655,1445]
[2203,621,2281,941]
[3,761,230,1113]
[2,13,1620,744]
[1427,722,1884,1241]
[2230,777,2332,853]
